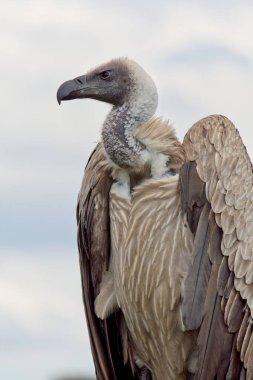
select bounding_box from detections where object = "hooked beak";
[57,75,88,104]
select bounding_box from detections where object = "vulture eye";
[99,70,111,80]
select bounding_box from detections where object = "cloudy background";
[1,1,253,379]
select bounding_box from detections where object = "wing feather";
[77,143,144,379]
[181,115,253,378]
[181,202,212,330]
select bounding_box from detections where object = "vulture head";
[57,57,158,114]
[57,58,183,177]
[57,58,161,170]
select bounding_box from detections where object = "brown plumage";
[57,58,253,379]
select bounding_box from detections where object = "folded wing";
[77,143,151,380]
[181,115,253,379]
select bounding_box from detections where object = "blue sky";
[1,1,253,380]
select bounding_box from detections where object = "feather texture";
[95,271,118,320]
[77,144,148,379]
[181,202,211,330]
[110,175,195,379]
[182,115,253,379]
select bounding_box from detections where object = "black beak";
[57,75,88,104]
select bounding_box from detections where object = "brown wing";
[181,115,253,379]
[77,143,151,380]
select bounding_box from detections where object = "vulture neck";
[102,91,158,169]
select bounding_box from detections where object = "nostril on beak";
[76,78,83,85]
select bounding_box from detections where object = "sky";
[1,1,253,380]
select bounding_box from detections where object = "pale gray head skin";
[57,58,158,168]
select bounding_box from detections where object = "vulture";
[57,58,253,380]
